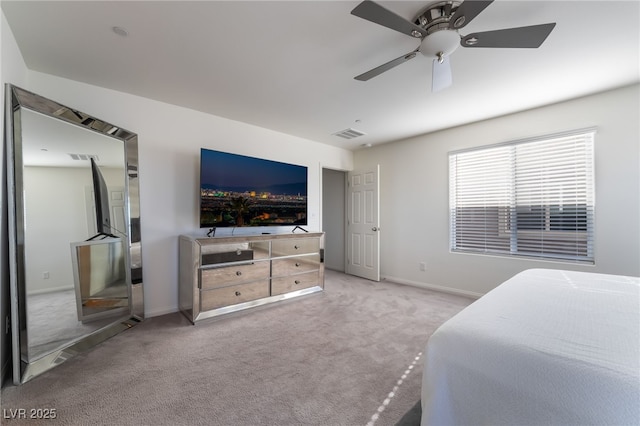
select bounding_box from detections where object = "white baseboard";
[382,275,483,299]
[27,285,74,296]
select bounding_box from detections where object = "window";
[449,129,595,263]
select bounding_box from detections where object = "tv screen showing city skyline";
[199,148,308,228]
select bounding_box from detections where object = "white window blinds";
[449,129,595,263]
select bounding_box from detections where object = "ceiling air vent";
[333,128,366,140]
[68,153,99,162]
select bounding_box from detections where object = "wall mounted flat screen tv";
[90,158,115,239]
[200,148,308,228]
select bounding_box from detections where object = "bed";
[421,268,640,425]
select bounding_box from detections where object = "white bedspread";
[421,268,640,426]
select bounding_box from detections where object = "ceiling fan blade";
[449,0,493,30]
[351,0,427,38]
[432,56,453,92]
[355,49,419,81]
[461,23,556,48]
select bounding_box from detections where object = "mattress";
[421,268,640,425]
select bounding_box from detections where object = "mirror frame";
[4,84,144,384]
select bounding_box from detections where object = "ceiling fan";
[351,0,556,92]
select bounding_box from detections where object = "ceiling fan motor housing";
[413,1,463,58]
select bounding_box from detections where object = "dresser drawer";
[200,241,270,265]
[200,280,270,311]
[271,237,320,257]
[271,271,319,296]
[200,261,270,290]
[271,254,320,277]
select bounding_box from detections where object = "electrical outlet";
[419,262,426,272]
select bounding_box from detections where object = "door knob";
[372,227,380,231]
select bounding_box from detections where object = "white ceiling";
[21,108,125,168]
[3,0,639,151]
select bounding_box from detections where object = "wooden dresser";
[179,232,324,323]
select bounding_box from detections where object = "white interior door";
[346,166,380,281]
[109,187,126,236]
[85,186,125,237]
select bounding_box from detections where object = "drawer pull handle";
[295,262,300,267]
[236,271,242,276]
[294,245,299,249]
[294,280,301,285]
[236,249,242,255]
[235,291,241,296]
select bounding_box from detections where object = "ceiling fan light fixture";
[420,29,460,58]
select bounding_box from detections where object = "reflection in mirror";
[22,109,129,360]
[6,85,144,384]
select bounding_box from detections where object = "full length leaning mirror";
[5,85,144,384]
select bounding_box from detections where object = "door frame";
[346,165,380,281]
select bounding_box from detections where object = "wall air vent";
[333,128,366,140]
[68,153,99,162]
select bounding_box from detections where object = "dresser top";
[181,232,323,245]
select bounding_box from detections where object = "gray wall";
[322,168,345,272]
[354,84,640,296]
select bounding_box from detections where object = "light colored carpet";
[1,270,473,425]
[27,290,124,361]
